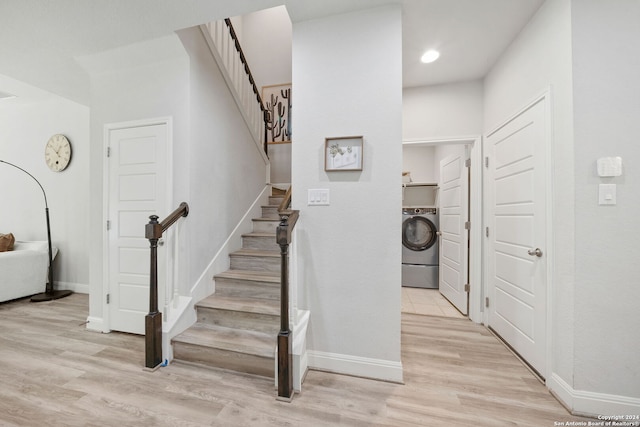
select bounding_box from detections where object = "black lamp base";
[31,289,73,302]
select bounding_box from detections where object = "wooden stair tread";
[214,269,279,283]
[173,323,274,358]
[197,294,279,315]
[230,249,279,258]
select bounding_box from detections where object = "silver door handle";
[527,248,543,257]
[158,239,165,247]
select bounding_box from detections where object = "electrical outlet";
[598,184,616,205]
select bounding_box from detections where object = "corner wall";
[291,5,403,381]
[0,74,90,293]
[571,0,640,406]
[84,30,267,330]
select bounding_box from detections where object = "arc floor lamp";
[0,160,72,302]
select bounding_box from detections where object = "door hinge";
[485,297,490,308]
[106,294,110,304]
[485,226,489,237]
[485,156,489,168]
[465,158,471,168]
[465,221,470,230]
[106,220,111,230]
[107,147,111,157]
[464,283,470,292]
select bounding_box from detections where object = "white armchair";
[0,241,58,302]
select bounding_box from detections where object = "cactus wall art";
[262,83,292,144]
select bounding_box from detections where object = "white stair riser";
[196,306,279,333]
[173,343,274,377]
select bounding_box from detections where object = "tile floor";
[401,286,467,319]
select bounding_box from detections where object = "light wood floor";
[0,293,590,426]
[402,287,466,319]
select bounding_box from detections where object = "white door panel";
[108,124,168,335]
[439,152,469,314]
[486,98,547,376]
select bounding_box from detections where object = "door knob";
[158,239,165,247]
[527,248,543,257]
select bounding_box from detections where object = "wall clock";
[44,134,72,172]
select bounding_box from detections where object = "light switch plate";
[598,184,616,205]
[308,189,330,206]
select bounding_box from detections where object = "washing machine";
[402,207,439,288]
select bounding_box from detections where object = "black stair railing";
[144,202,189,369]
[224,18,270,157]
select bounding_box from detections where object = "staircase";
[172,193,284,377]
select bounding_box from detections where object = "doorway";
[484,95,549,378]
[401,137,482,322]
[103,118,172,335]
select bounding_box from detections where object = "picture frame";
[324,136,363,171]
[262,83,292,144]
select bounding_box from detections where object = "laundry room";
[401,79,483,319]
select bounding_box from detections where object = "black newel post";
[276,214,293,401]
[145,215,162,369]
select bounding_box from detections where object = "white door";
[486,97,547,376]
[439,151,469,315]
[107,123,168,335]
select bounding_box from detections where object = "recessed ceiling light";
[420,50,440,64]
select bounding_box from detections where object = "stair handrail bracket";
[144,202,189,370]
[275,208,299,401]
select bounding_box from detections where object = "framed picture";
[262,83,291,144]
[324,136,363,171]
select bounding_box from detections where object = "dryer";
[402,207,439,288]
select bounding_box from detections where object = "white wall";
[403,80,483,141]
[292,5,403,381]
[83,31,266,329]
[236,6,292,92]
[0,74,90,292]
[177,27,267,287]
[238,5,293,184]
[402,145,435,183]
[571,0,640,401]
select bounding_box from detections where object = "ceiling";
[0,0,544,104]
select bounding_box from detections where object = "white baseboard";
[293,310,310,391]
[85,316,108,333]
[549,373,640,417]
[56,281,89,294]
[308,350,403,384]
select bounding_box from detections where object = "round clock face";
[44,134,72,172]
